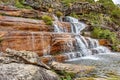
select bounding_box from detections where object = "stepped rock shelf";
[0,15,111,63]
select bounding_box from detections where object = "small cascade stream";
[53,16,111,60]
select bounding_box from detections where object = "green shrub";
[59,70,75,80]
[42,15,53,25]
[79,12,102,26]
[70,12,79,18]
[91,27,102,39]
[56,11,63,18]
[111,9,120,18]
[91,27,119,51]
[61,0,75,7]
[15,0,32,9]
[92,27,114,40]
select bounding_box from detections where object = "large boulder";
[5,48,50,69]
[0,50,60,80]
[0,63,59,80]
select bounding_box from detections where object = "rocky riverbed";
[66,53,120,80]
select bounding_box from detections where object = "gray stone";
[0,49,60,80]
[0,63,59,80]
[6,48,50,69]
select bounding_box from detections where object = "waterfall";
[41,33,51,56]
[53,15,68,33]
[53,16,111,60]
[53,15,59,21]
[66,16,86,34]
[31,32,35,51]
[53,23,64,33]
[53,22,68,33]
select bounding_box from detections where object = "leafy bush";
[15,0,32,9]
[91,27,119,51]
[79,12,102,26]
[15,0,24,8]
[111,8,120,19]
[91,27,102,39]
[92,27,116,42]
[59,70,75,80]
[42,15,53,25]
[56,11,63,18]
[70,12,79,18]
[61,0,75,6]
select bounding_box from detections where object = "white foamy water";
[52,16,111,60]
[66,55,100,61]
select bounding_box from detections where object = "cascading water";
[53,23,64,33]
[66,16,86,34]
[53,16,111,60]
[31,32,35,51]
[53,22,68,33]
[53,14,68,33]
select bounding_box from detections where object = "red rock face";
[0,16,53,32]
[0,5,42,18]
[0,16,71,32]
[54,55,68,62]
[0,6,73,63]
[0,31,74,56]
[0,14,72,63]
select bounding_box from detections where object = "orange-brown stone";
[40,56,53,64]
[51,33,74,54]
[54,55,68,62]
[0,15,54,32]
[0,5,42,18]
[0,16,71,32]
[0,7,72,63]
[0,31,50,56]
[99,39,110,46]
[0,31,74,57]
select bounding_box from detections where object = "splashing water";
[53,16,111,60]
